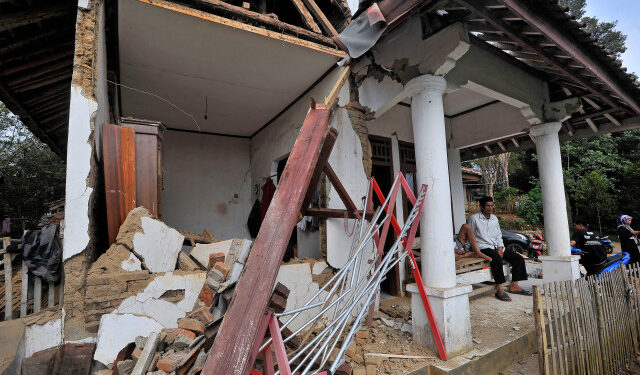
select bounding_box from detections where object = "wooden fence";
[533,265,640,375]
[1,237,62,320]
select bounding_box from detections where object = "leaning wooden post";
[203,102,336,375]
[533,285,550,375]
[3,237,12,320]
[594,282,608,373]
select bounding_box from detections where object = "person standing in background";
[617,215,640,264]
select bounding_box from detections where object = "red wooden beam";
[323,163,360,218]
[203,103,335,375]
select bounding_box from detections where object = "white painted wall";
[326,109,374,269]
[366,105,413,143]
[162,131,251,239]
[250,68,349,257]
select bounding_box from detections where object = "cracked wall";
[63,0,109,343]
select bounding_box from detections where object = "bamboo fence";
[533,265,640,375]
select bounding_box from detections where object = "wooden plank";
[290,0,322,33]
[131,332,160,375]
[34,277,42,313]
[204,104,335,375]
[123,120,160,217]
[559,281,576,374]
[533,285,549,375]
[323,66,350,106]
[48,281,55,307]
[20,262,28,317]
[544,283,558,375]
[301,127,338,211]
[302,208,373,219]
[3,238,11,320]
[300,0,338,37]
[175,0,339,51]
[102,124,137,245]
[553,282,568,375]
[323,163,359,216]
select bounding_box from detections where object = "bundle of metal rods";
[259,176,427,375]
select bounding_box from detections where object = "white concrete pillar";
[447,147,466,233]
[405,75,472,357]
[530,122,580,281]
[405,75,456,289]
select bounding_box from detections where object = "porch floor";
[361,283,537,374]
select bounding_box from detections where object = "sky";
[585,0,640,76]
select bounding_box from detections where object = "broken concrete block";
[134,336,147,350]
[207,267,225,284]
[186,306,214,325]
[177,252,202,271]
[132,217,184,272]
[177,318,205,335]
[190,239,251,269]
[116,207,152,250]
[94,313,163,366]
[168,334,193,351]
[156,352,184,373]
[121,252,142,271]
[116,359,134,375]
[115,272,206,329]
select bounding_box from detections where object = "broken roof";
[1,0,639,155]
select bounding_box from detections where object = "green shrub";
[518,185,543,225]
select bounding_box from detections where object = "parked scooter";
[528,233,544,260]
[600,236,615,254]
[570,246,630,276]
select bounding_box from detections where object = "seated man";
[468,196,530,301]
[454,223,492,262]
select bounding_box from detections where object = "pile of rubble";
[87,207,254,374]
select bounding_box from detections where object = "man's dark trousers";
[480,248,528,284]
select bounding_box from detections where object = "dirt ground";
[363,292,535,374]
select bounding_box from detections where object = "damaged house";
[1,0,640,373]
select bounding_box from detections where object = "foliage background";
[0,103,65,237]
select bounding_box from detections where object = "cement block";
[94,313,163,366]
[132,217,184,272]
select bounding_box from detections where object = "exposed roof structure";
[1,0,639,158]
[0,0,77,156]
[423,0,640,158]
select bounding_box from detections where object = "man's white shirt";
[468,212,504,250]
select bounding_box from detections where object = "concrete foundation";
[407,283,473,357]
[540,255,581,282]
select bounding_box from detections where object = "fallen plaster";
[24,317,63,358]
[62,85,97,261]
[94,313,163,366]
[132,217,184,272]
[275,262,331,332]
[190,238,252,269]
[115,271,206,328]
[121,252,142,271]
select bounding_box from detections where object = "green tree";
[573,171,615,234]
[0,102,65,236]
[558,0,628,59]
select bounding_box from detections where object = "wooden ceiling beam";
[5,59,73,86]
[0,49,74,76]
[0,30,61,55]
[499,0,640,115]
[290,0,322,34]
[453,0,626,113]
[300,0,338,37]
[0,6,71,32]
[11,70,72,93]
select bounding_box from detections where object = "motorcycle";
[570,246,630,276]
[600,236,615,254]
[528,233,544,260]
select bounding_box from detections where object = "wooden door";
[102,124,136,245]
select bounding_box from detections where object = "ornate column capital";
[530,122,562,138]
[404,75,446,98]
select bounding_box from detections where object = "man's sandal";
[510,289,533,296]
[495,292,512,301]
